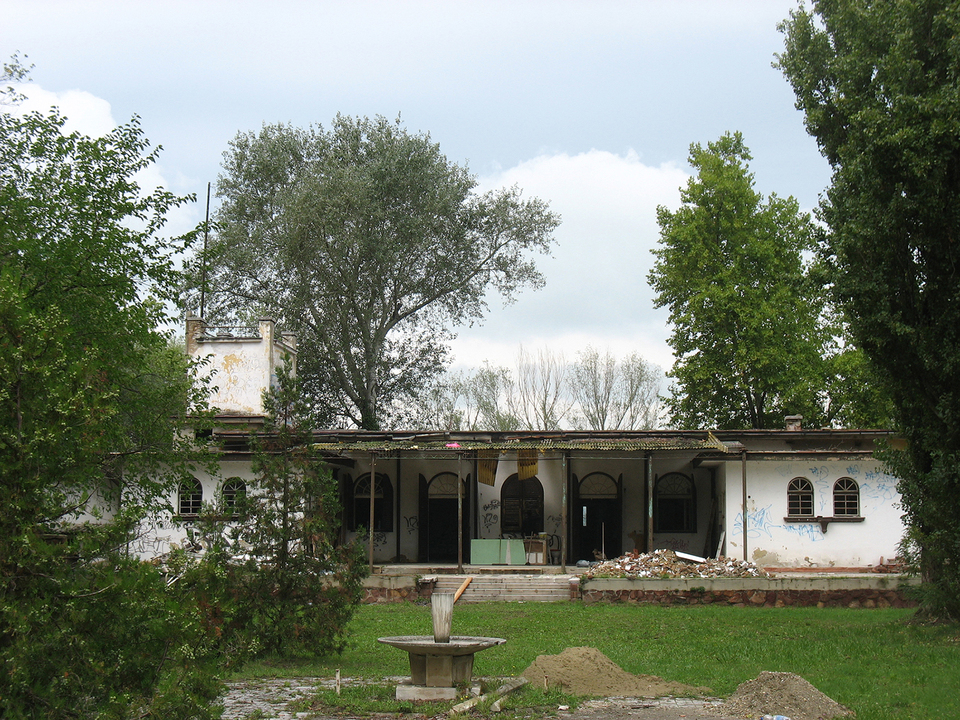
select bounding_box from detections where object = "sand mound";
[722,671,854,720]
[521,646,709,698]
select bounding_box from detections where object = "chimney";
[785,415,803,431]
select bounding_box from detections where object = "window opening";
[179,478,202,517]
[352,473,394,532]
[222,478,246,518]
[654,472,695,533]
[787,477,814,516]
[833,477,859,516]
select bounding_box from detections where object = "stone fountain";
[378,593,506,700]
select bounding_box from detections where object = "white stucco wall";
[129,459,258,560]
[722,458,903,568]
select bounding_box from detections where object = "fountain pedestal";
[377,594,506,700]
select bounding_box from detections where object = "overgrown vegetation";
[185,366,368,659]
[237,602,960,720]
[0,58,227,717]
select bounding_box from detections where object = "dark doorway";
[576,472,621,561]
[500,474,544,536]
[419,472,470,563]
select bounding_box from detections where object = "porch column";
[645,452,654,553]
[741,449,748,562]
[457,453,464,573]
[561,453,567,573]
[369,452,376,574]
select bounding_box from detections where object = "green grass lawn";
[237,602,960,720]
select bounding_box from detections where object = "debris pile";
[584,549,769,579]
[522,647,710,698]
[722,671,854,720]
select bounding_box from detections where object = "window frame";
[653,472,696,534]
[178,478,203,517]
[787,477,814,517]
[833,477,860,517]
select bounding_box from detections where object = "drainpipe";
[741,449,748,562]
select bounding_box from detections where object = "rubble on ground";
[583,549,770,579]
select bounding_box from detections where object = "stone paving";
[220,677,726,720]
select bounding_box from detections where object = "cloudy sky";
[8,0,829,374]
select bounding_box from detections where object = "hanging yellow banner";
[517,448,539,482]
[477,449,499,486]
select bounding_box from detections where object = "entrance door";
[576,472,621,561]
[422,472,469,563]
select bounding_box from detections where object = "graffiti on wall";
[546,514,563,534]
[659,538,690,552]
[733,504,824,543]
[481,512,498,532]
[404,515,419,535]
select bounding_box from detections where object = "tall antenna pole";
[199,181,211,318]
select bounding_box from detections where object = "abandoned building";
[134,318,905,571]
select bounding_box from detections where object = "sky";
[6,0,830,375]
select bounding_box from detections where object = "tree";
[569,346,662,430]
[234,365,366,656]
[0,72,226,715]
[648,132,831,429]
[191,115,560,430]
[512,346,572,430]
[778,0,960,618]
[416,346,662,431]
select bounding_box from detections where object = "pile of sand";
[722,671,854,720]
[521,647,710,698]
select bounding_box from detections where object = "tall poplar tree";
[779,0,960,618]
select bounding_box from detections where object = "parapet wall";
[578,575,919,608]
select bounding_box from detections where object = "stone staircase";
[432,574,575,602]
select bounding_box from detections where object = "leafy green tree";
[191,115,560,430]
[0,70,225,715]
[779,0,960,618]
[649,132,830,429]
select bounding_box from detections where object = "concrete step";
[433,574,574,602]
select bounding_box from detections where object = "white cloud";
[10,83,201,241]
[13,84,116,137]
[449,149,688,372]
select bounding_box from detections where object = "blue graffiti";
[733,505,776,540]
[783,523,824,542]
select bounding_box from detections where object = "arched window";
[351,473,394,532]
[221,478,246,518]
[787,477,814,517]
[178,478,202,517]
[579,472,618,499]
[654,472,696,533]
[500,474,544,535]
[833,477,860,516]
